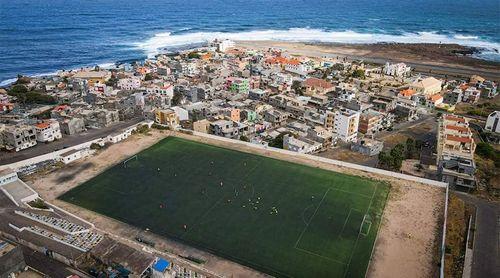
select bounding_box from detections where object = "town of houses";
[0,39,498,192]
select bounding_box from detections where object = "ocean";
[1,0,499,85]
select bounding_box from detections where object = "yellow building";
[73,71,110,86]
[155,109,179,128]
[193,119,210,133]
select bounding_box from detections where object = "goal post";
[123,155,138,167]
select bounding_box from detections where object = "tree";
[291,80,304,95]
[269,132,291,149]
[351,69,365,79]
[171,92,183,106]
[188,52,200,59]
[239,135,250,142]
[105,76,119,87]
[405,138,416,159]
[9,84,28,94]
[144,73,153,81]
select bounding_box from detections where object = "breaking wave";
[135,28,500,59]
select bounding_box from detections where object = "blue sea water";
[1,0,499,85]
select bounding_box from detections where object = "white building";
[485,111,500,133]
[118,77,141,90]
[284,63,313,76]
[333,108,360,142]
[146,83,174,98]
[59,148,94,164]
[34,121,62,143]
[170,106,189,121]
[383,62,411,77]
[216,39,235,52]
[283,134,322,154]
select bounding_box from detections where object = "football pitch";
[59,137,390,277]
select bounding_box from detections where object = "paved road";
[456,193,500,278]
[0,117,144,165]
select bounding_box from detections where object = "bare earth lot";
[28,130,444,278]
[236,41,500,80]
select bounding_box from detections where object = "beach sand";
[237,41,500,80]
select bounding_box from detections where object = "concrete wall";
[183,129,448,188]
[0,120,154,172]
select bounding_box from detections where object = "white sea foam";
[0,70,60,87]
[453,35,479,40]
[0,78,18,87]
[135,28,500,58]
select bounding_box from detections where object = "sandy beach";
[237,41,500,80]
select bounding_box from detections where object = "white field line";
[343,183,378,277]
[294,188,330,248]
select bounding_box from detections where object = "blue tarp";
[153,258,170,272]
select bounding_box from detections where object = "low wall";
[0,139,102,172]
[0,120,155,172]
[182,130,448,188]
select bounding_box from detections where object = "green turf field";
[59,137,389,277]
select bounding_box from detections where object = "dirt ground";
[236,41,500,80]
[317,146,378,167]
[27,130,445,278]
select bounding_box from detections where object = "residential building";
[249,89,268,101]
[284,60,313,76]
[308,94,329,107]
[333,108,360,142]
[410,77,442,96]
[303,78,334,95]
[383,62,411,77]
[436,114,476,189]
[118,77,141,90]
[358,110,382,135]
[215,39,235,52]
[462,87,481,104]
[146,83,174,98]
[443,89,463,105]
[1,125,37,152]
[227,78,249,94]
[72,70,110,86]
[478,80,497,98]
[210,119,248,139]
[306,126,333,149]
[81,109,120,128]
[229,108,241,122]
[398,89,416,99]
[283,134,322,154]
[0,240,26,277]
[485,111,500,133]
[59,117,86,135]
[426,94,443,108]
[263,109,290,127]
[351,138,384,156]
[171,106,189,121]
[34,120,62,142]
[193,119,211,133]
[155,109,179,128]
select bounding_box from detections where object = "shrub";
[187,52,201,59]
[90,143,102,150]
[152,123,170,130]
[28,198,50,210]
[144,73,153,81]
